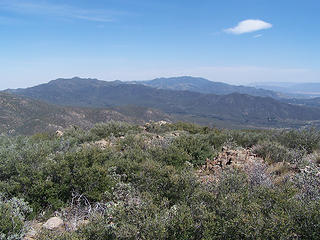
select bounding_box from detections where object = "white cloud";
[225,19,272,35]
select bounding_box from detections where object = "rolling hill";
[7,77,320,129]
[0,92,171,135]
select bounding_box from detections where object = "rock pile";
[197,147,265,183]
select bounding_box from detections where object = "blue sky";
[0,0,319,89]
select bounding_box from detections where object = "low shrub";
[0,194,32,240]
[229,129,271,148]
[1,143,117,213]
[206,130,232,150]
[90,121,141,139]
[170,134,215,166]
[277,128,320,154]
[170,122,212,134]
[1,122,320,239]
[253,141,304,164]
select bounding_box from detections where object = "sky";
[0,0,319,89]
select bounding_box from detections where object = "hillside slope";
[0,92,171,135]
[7,77,320,128]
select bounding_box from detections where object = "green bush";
[229,129,271,148]
[0,194,32,240]
[204,170,300,239]
[1,122,320,239]
[90,121,141,139]
[144,122,173,134]
[65,169,318,240]
[171,122,212,134]
[151,145,192,166]
[63,126,92,144]
[170,134,215,166]
[0,139,116,213]
[253,141,304,164]
[206,130,232,150]
[277,128,320,154]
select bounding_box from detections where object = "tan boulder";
[56,130,64,137]
[43,217,64,230]
[94,139,109,149]
[23,221,43,240]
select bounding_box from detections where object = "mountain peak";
[51,77,99,82]
[140,76,280,98]
[151,76,210,83]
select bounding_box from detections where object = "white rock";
[56,130,64,137]
[95,139,109,149]
[43,217,64,230]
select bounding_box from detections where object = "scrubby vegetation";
[1,121,320,239]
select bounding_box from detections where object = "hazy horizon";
[2,75,320,92]
[1,0,319,89]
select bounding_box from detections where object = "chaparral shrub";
[1,122,320,239]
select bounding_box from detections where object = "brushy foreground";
[1,121,320,239]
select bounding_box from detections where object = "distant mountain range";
[6,77,320,129]
[284,97,320,108]
[131,76,283,98]
[252,82,320,98]
[0,92,171,135]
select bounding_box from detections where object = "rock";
[56,130,64,137]
[94,139,109,149]
[23,237,35,240]
[172,132,180,137]
[23,229,37,240]
[23,221,43,240]
[43,217,64,230]
[157,120,169,126]
[197,147,266,184]
[156,135,164,140]
[79,220,90,226]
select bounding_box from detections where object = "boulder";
[43,217,64,230]
[56,130,64,137]
[23,221,43,240]
[94,139,109,149]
